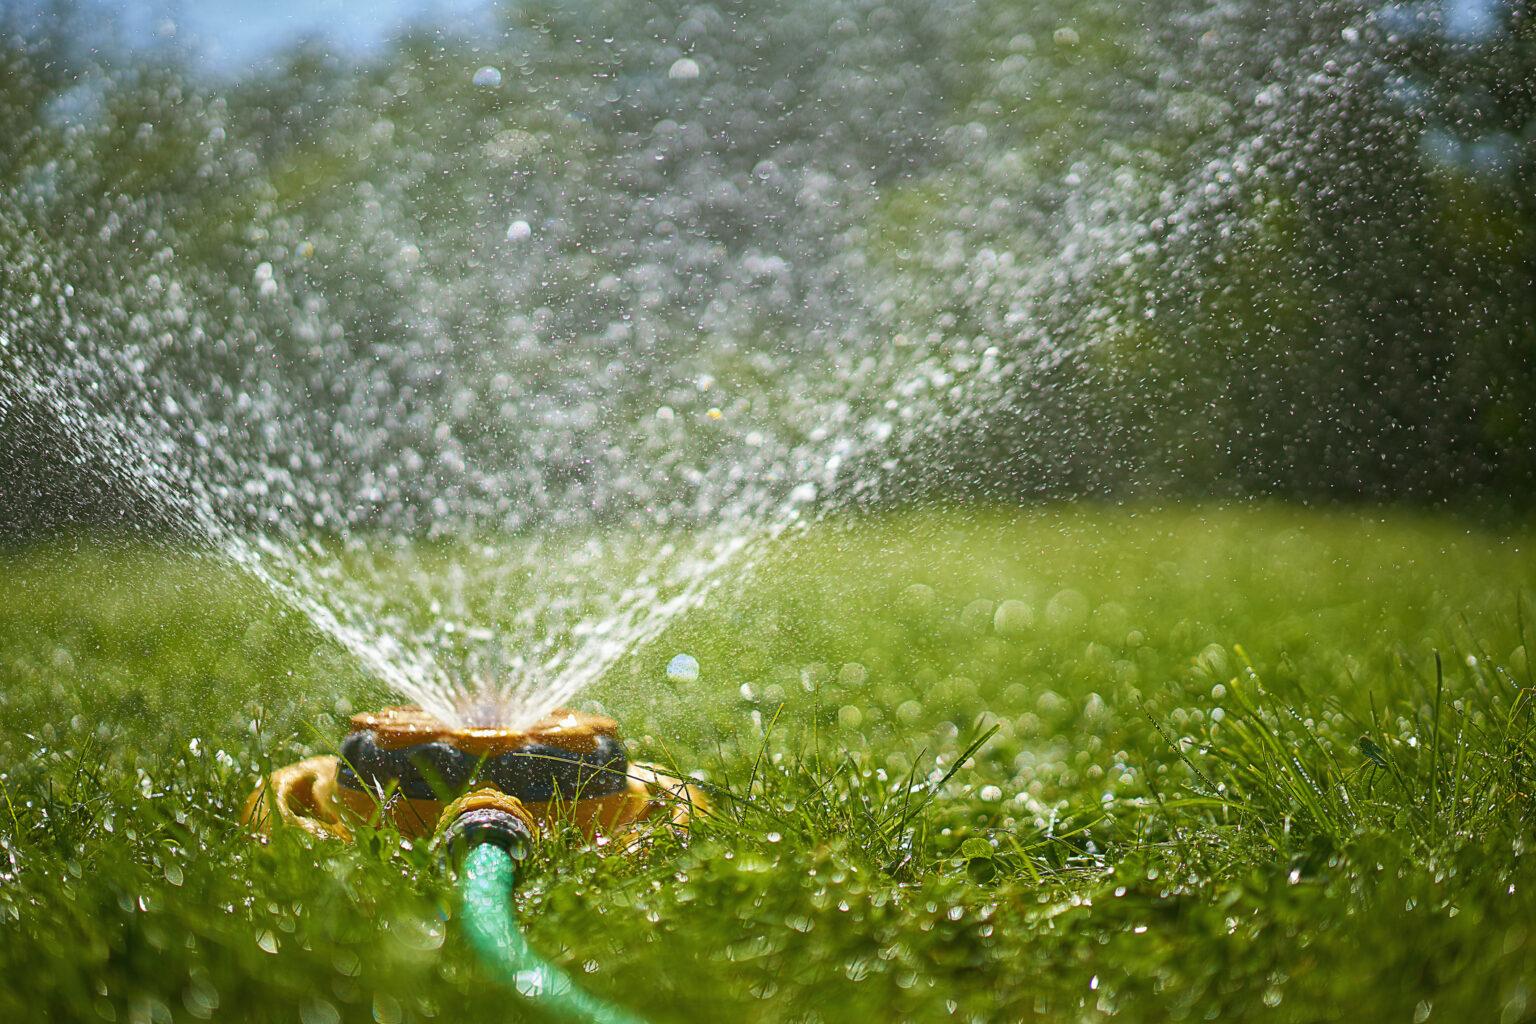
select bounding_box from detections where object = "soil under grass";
[1,504,1534,1023]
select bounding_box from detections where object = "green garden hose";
[458,841,648,1024]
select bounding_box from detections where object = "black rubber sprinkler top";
[339,704,630,805]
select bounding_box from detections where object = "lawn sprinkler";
[244,706,703,1024]
[244,704,701,842]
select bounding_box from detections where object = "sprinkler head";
[335,705,632,836]
[243,705,705,842]
[340,705,629,805]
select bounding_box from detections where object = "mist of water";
[0,0,1376,727]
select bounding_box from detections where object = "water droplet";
[901,583,937,614]
[506,220,532,242]
[472,66,503,88]
[668,58,700,81]
[960,838,994,859]
[1045,589,1089,630]
[300,998,341,1024]
[372,994,403,1024]
[666,653,700,682]
[993,599,1034,637]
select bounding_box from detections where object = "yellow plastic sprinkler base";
[242,706,704,844]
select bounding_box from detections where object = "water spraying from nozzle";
[1,0,1380,728]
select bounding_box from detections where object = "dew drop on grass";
[666,653,700,682]
[901,582,937,615]
[506,219,532,242]
[185,976,220,1016]
[993,599,1033,637]
[472,66,502,88]
[668,58,700,80]
[961,598,995,631]
[961,838,994,859]
[300,998,341,1024]
[372,994,403,1024]
[1045,589,1090,630]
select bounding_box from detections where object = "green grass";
[2,505,1535,1023]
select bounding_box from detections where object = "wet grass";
[1,504,1534,1023]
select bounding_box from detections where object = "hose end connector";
[435,789,538,866]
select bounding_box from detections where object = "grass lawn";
[2,505,1534,1023]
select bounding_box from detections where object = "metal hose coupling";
[435,789,539,866]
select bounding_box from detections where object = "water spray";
[244,706,703,1022]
